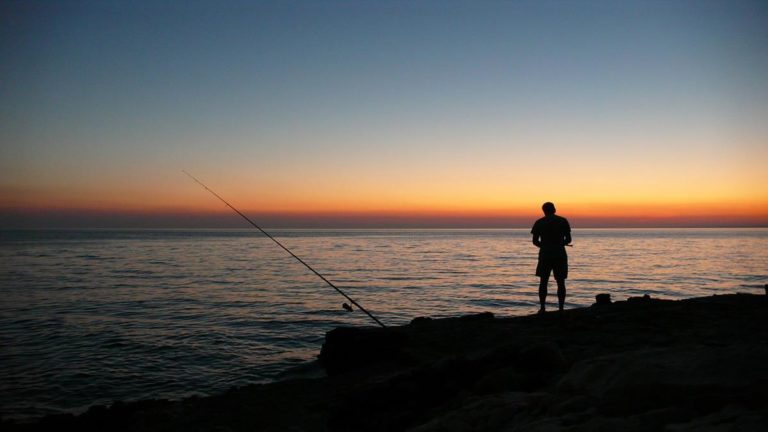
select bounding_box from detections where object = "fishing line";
[183,170,386,328]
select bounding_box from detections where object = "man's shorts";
[536,256,568,280]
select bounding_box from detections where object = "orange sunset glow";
[1,1,767,229]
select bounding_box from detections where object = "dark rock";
[457,311,494,321]
[518,342,567,372]
[666,405,768,431]
[513,343,569,391]
[474,366,526,394]
[86,404,106,413]
[595,293,612,305]
[550,395,593,415]
[627,293,653,303]
[38,413,75,427]
[326,357,477,431]
[410,316,433,325]
[319,327,409,375]
[408,392,534,432]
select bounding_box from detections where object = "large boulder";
[319,327,410,375]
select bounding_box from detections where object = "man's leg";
[556,278,566,311]
[538,276,549,313]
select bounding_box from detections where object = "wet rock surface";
[4,294,767,431]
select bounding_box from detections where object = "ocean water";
[1,228,766,418]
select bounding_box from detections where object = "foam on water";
[1,228,766,418]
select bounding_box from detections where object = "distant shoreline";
[3,226,768,231]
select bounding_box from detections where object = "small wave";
[467,298,530,308]
[147,260,178,266]
[380,275,432,281]
[111,268,155,275]
[455,256,480,261]
[739,284,766,290]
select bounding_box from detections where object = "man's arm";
[563,220,572,245]
[531,221,541,247]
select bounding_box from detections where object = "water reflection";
[0,228,766,418]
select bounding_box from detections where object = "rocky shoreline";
[4,293,767,431]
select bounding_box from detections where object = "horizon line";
[2,207,766,230]
[3,225,768,230]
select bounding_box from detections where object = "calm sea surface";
[1,228,766,418]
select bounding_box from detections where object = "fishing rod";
[183,171,386,328]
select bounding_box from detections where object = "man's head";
[542,202,556,215]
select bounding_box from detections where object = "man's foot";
[538,307,546,315]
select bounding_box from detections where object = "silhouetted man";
[531,202,571,313]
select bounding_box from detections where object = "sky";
[1,0,767,228]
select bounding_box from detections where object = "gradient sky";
[1,0,767,228]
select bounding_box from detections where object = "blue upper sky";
[1,0,767,227]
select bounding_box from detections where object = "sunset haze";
[2,0,767,228]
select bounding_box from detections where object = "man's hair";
[542,202,556,215]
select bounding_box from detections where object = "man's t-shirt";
[531,215,571,259]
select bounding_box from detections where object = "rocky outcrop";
[4,294,767,431]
